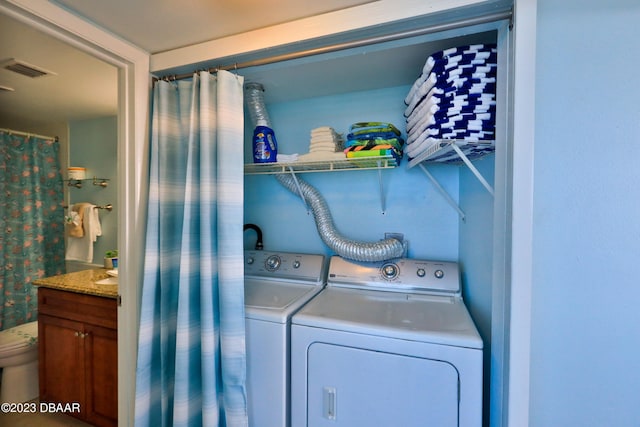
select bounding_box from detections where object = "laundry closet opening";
[237,16,509,425]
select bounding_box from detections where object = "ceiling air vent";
[3,59,56,78]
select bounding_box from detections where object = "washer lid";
[292,287,482,349]
[245,278,324,323]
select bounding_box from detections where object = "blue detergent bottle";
[253,121,278,163]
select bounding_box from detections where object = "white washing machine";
[291,256,483,427]
[244,250,327,427]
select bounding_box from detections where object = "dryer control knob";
[265,255,281,271]
[416,268,426,277]
[434,269,445,279]
[293,260,301,269]
[381,263,399,280]
[246,257,254,265]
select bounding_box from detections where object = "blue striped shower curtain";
[135,70,248,427]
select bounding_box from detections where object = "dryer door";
[307,343,459,427]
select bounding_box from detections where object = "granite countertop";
[34,269,118,299]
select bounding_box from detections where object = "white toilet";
[0,321,39,403]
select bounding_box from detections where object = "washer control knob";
[434,269,445,279]
[265,255,281,272]
[381,263,399,280]
[246,257,254,265]
[416,268,426,278]
[293,260,301,269]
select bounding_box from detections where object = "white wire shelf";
[407,139,495,167]
[244,155,399,175]
[245,154,399,214]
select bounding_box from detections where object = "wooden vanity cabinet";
[38,287,118,427]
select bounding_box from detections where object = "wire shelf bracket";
[408,140,495,220]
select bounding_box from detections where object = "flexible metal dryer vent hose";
[276,173,405,262]
[245,82,272,127]
[246,81,404,261]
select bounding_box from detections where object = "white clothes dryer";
[291,256,483,427]
[244,250,327,427]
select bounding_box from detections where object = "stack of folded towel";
[343,122,404,163]
[298,126,345,161]
[403,44,497,161]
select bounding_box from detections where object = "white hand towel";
[277,153,299,163]
[65,204,102,263]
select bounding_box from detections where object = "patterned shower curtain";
[135,70,248,427]
[0,131,65,330]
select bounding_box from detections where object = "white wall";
[150,0,506,73]
[529,0,640,425]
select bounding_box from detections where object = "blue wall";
[243,85,462,261]
[68,116,118,265]
[530,0,640,425]
[243,82,496,422]
[459,153,495,425]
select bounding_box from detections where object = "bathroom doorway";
[0,2,149,425]
[0,13,119,273]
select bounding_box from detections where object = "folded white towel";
[277,153,299,163]
[310,132,335,139]
[310,146,340,153]
[310,126,334,135]
[310,139,339,147]
[65,203,102,263]
[307,127,344,156]
[298,151,345,162]
[310,127,342,138]
[310,141,340,147]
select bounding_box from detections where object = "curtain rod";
[153,9,512,83]
[0,127,58,141]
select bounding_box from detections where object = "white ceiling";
[53,0,376,54]
[0,12,118,124]
[0,0,376,126]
